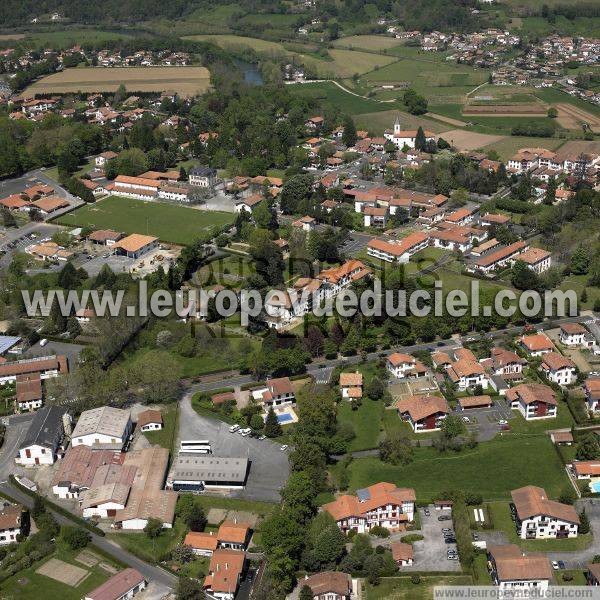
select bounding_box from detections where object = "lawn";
[289,81,396,115]
[109,518,187,563]
[55,196,233,245]
[487,501,592,552]
[143,403,178,452]
[342,435,571,502]
[332,35,405,52]
[194,496,276,519]
[0,547,118,600]
[365,575,473,599]
[337,399,384,451]
[353,109,450,135]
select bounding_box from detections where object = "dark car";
[438,515,452,521]
[445,537,456,544]
[437,341,445,346]
[558,561,566,569]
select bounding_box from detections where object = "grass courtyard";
[143,403,179,452]
[55,196,233,245]
[0,547,119,600]
[339,435,570,502]
[365,575,474,599]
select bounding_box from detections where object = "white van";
[39,339,48,347]
[229,424,240,433]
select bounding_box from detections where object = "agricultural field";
[480,136,565,160]
[339,435,570,502]
[55,196,233,245]
[555,103,600,133]
[435,129,504,152]
[183,33,287,54]
[463,104,548,116]
[359,47,489,104]
[332,34,405,52]
[353,109,450,135]
[19,29,132,48]
[289,81,396,115]
[25,66,211,97]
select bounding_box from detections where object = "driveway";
[178,390,290,502]
[0,413,34,481]
[402,507,461,572]
[546,498,600,568]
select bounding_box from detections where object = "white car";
[39,338,48,347]
[229,424,240,433]
[280,445,289,451]
[552,561,559,570]
[258,435,266,441]
[462,416,470,423]
[498,419,508,425]
[240,428,252,436]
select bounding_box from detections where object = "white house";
[488,544,552,592]
[85,568,146,600]
[0,505,23,545]
[396,395,449,433]
[506,383,557,420]
[446,349,489,391]
[188,166,217,188]
[539,352,577,386]
[137,409,163,432]
[339,372,363,400]
[323,482,415,534]
[559,323,594,347]
[511,486,579,539]
[384,115,435,150]
[387,353,428,379]
[585,378,600,413]
[71,406,132,450]
[392,542,414,567]
[367,232,429,264]
[16,406,66,466]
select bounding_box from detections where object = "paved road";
[178,390,290,503]
[190,314,593,394]
[0,481,177,589]
[0,414,33,480]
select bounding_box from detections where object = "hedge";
[9,475,105,537]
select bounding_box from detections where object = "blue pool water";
[277,413,294,423]
[591,481,600,493]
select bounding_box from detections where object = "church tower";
[394,114,401,135]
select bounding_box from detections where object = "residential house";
[584,378,600,413]
[587,563,600,586]
[292,215,317,232]
[323,482,416,533]
[396,395,449,433]
[519,333,554,357]
[71,406,133,450]
[472,241,528,275]
[511,485,579,539]
[189,166,217,188]
[480,347,526,382]
[234,194,263,213]
[203,549,246,600]
[387,353,428,379]
[487,544,552,592]
[316,260,370,297]
[506,383,557,420]
[95,151,118,167]
[258,377,295,408]
[84,568,146,600]
[340,372,363,400]
[363,206,388,228]
[301,571,353,600]
[559,323,594,347]
[0,505,23,545]
[539,352,577,386]
[446,348,488,391]
[15,373,43,412]
[366,232,429,264]
[137,410,162,432]
[16,406,67,466]
[184,521,250,557]
[572,461,600,480]
[391,542,414,567]
[517,248,552,274]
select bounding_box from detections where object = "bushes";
[452,496,475,569]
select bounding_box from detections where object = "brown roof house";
[323,482,415,534]
[85,568,146,600]
[136,409,163,432]
[0,504,24,546]
[301,571,353,600]
[340,371,363,400]
[391,542,414,567]
[396,395,449,433]
[506,383,557,421]
[487,545,552,592]
[511,485,579,540]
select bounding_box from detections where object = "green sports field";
[55,196,233,245]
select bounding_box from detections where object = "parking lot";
[457,398,513,442]
[403,506,462,572]
[340,231,376,256]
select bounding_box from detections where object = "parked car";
[472,533,479,541]
[558,561,566,569]
[552,561,559,570]
[498,419,508,425]
[280,445,289,451]
[445,537,456,544]
[240,428,252,436]
[423,508,430,516]
[438,515,452,521]
[258,435,266,440]
[462,416,470,423]
[442,528,452,533]
[229,424,240,433]
[39,339,48,347]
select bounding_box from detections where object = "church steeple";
[394,114,401,134]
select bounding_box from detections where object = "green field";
[332,35,405,52]
[55,196,233,245]
[143,403,178,451]
[0,548,118,600]
[337,399,384,452]
[289,81,396,115]
[183,33,287,53]
[21,29,132,49]
[340,435,570,502]
[480,136,566,161]
[366,575,474,599]
[353,108,450,135]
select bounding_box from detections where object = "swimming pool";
[277,413,294,423]
[590,480,600,493]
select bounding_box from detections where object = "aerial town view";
[0,0,599,598]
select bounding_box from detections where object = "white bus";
[180,440,212,454]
